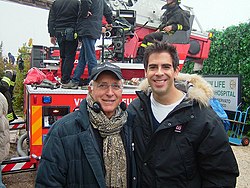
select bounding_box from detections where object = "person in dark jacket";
[62,0,113,89]
[136,0,190,62]
[48,0,80,86]
[0,70,17,122]
[127,41,239,188]
[7,52,15,65]
[35,62,135,188]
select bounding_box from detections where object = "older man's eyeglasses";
[96,82,123,90]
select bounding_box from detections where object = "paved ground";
[231,145,250,188]
[3,171,36,188]
[2,143,250,187]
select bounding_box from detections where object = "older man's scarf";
[86,94,128,188]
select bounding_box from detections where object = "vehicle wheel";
[241,137,250,146]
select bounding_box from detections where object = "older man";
[36,62,135,187]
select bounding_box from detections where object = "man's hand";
[131,78,141,85]
[102,27,106,33]
[105,23,113,30]
[162,25,173,33]
[50,37,57,45]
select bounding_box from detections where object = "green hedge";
[12,45,31,116]
[182,22,250,109]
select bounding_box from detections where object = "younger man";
[128,41,239,187]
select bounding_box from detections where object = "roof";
[3,0,54,10]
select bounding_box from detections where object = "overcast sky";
[0,0,250,57]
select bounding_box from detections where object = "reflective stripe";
[141,42,154,48]
[32,106,43,145]
[6,112,14,121]
[177,24,183,30]
[208,32,213,38]
[10,81,15,86]
[2,76,11,86]
[74,33,78,39]
[147,42,153,46]
[140,43,147,48]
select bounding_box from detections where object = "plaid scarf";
[86,94,128,188]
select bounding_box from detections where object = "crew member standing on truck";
[136,0,190,62]
[62,0,113,89]
[48,0,80,87]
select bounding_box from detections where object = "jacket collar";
[137,73,214,107]
[75,99,106,187]
[75,100,89,130]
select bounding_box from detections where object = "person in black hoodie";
[48,0,80,86]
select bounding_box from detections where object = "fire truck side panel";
[26,85,138,160]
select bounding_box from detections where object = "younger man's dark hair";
[143,41,179,71]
